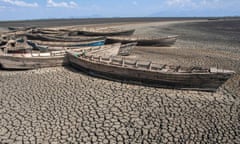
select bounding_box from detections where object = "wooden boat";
[118,42,137,56]
[0,43,121,70]
[1,39,32,53]
[25,33,105,42]
[81,28,135,36]
[0,52,67,70]
[32,29,66,35]
[67,52,235,92]
[28,39,105,47]
[27,39,109,51]
[107,35,178,46]
[8,26,36,31]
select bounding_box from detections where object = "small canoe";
[25,33,105,42]
[67,52,235,92]
[32,29,66,35]
[0,43,121,70]
[81,28,135,36]
[0,53,66,70]
[8,26,36,31]
[27,39,120,52]
[107,35,178,46]
[29,39,106,47]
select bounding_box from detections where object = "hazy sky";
[0,0,239,20]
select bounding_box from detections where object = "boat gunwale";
[68,52,235,75]
[1,43,122,59]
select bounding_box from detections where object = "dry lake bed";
[0,18,239,143]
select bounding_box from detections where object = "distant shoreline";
[1,17,239,28]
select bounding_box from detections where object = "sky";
[0,0,239,21]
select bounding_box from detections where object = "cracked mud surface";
[0,67,239,143]
[1,19,240,143]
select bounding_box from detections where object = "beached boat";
[32,29,66,35]
[0,39,32,53]
[0,52,67,70]
[81,28,135,36]
[107,35,178,46]
[8,26,36,31]
[27,39,108,51]
[28,39,106,47]
[118,42,137,56]
[0,43,121,70]
[67,52,235,92]
[25,33,105,42]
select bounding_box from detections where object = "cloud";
[166,0,196,8]
[1,0,38,7]
[166,0,224,9]
[0,5,6,9]
[47,0,78,8]
[132,1,137,6]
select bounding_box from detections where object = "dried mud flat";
[0,19,240,143]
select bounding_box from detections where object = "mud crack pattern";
[0,67,239,143]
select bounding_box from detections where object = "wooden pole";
[135,60,138,67]
[122,58,125,67]
[148,62,152,70]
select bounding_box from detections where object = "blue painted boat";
[89,40,105,46]
[27,40,106,51]
[28,39,105,47]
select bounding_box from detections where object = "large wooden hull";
[68,53,234,92]
[107,36,178,46]
[0,55,66,70]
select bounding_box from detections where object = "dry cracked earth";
[1,19,240,143]
[0,67,239,143]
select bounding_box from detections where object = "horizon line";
[1,16,240,22]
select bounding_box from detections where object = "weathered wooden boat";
[1,39,32,53]
[107,35,178,46]
[25,33,105,42]
[28,39,106,47]
[27,40,108,51]
[0,43,121,70]
[118,42,137,56]
[67,52,235,92]
[81,28,135,36]
[8,26,36,31]
[32,29,66,35]
[0,31,30,43]
[0,52,67,70]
